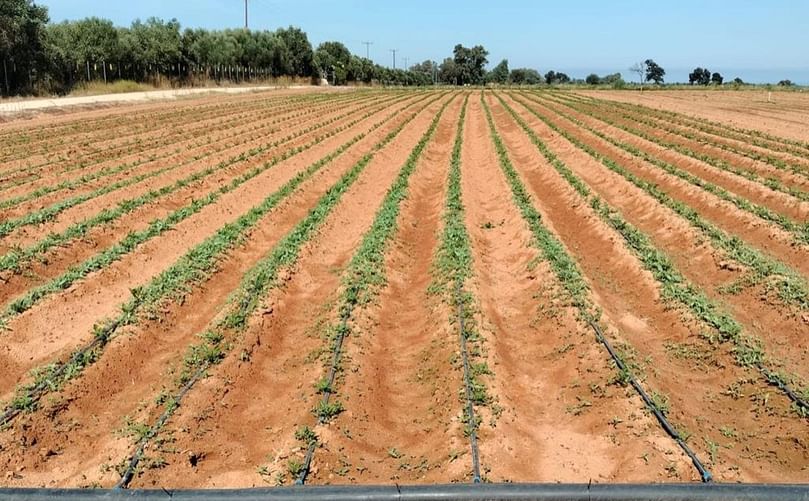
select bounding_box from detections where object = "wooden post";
[102,60,107,83]
[86,61,90,81]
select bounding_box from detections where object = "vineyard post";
[102,60,107,83]
[86,60,90,81]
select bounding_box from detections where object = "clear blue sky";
[42,0,809,84]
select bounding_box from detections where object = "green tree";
[0,0,50,94]
[711,71,723,85]
[585,73,600,85]
[122,17,181,70]
[644,59,665,84]
[510,68,542,85]
[452,44,488,85]
[487,58,509,84]
[410,59,437,83]
[276,26,313,77]
[438,57,458,85]
[313,41,350,84]
[544,70,556,84]
[689,67,711,85]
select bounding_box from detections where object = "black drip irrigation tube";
[759,366,809,412]
[114,365,208,489]
[0,296,142,427]
[587,320,713,483]
[117,282,258,489]
[295,303,355,485]
[2,483,809,500]
[456,280,482,484]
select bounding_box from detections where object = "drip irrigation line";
[456,280,482,484]
[3,483,809,500]
[759,367,809,412]
[295,304,354,486]
[0,296,142,427]
[115,364,207,489]
[587,320,713,483]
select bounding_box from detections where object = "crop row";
[480,93,713,480]
[0,90,340,161]
[565,93,809,160]
[545,93,809,202]
[114,93,452,487]
[495,92,808,414]
[0,91,375,201]
[0,92,442,430]
[531,93,809,241]
[0,93,388,249]
[0,93,421,333]
[512,92,809,311]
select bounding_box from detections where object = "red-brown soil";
[0,89,806,489]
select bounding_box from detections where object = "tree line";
[0,1,800,96]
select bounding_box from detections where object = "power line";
[362,41,373,60]
[390,49,398,69]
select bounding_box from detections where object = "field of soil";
[0,88,806,489]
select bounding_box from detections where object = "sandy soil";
[575,89,809,143]
[0,89,806,488]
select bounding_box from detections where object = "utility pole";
[390,49,398,70]
[362,41,373,60]
[244,0,248,29]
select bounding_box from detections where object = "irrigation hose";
[0,295,142,427]
[587,320,713,483]
[294,304,354,486]
[115,365,207,489]
[456,280,482,484]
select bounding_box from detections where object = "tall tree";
[711,71,723,85]
[689,67,711,85]
[452,44,488,85]
[487,58,509,84]
[276,26,313,77]
[510,68,542,85]
[313,41,350,84]
[644,59,665,84]
[0,0,50,93]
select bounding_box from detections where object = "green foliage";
[689,67,711,85]
[509,68,542,85]
[585,73,600,85]
[644,59,665,84]
[313,41,351,84]
[448,44,489,85]
[487,59,509,85]
[545,70,570,85]
[0,0,50,95]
